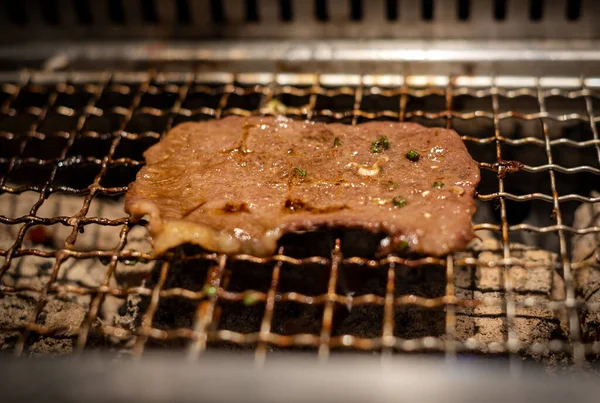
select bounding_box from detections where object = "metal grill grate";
[0,70,599,367]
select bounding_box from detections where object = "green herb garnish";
[264,99,287,114]
[405,150,420,162]
[392,196,407,207]
[386,181,399,189]
[243,294,259,306]
[398,241,409,252]
[333,137,342,147]
[294,167,307,178]
[370,136,389,153]
[433,181,444,189]
[204,286,217,296]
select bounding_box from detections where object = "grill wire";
[0,70,599,368]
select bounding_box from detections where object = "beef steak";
[125,116,480,257]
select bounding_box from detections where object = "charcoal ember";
[0,294,33,354]
[572,191,600,266]
[112,231,568,365]
[572,191,600,350]
[454,231,568,361]
[0,193,130,356]
[0,293,102,357]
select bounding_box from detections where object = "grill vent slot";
[210,0,226,23]
[41,0,60,25]
[316,0,329,22]
[176,0,192,25]
[141,0,158,24]
[246,0,260,22]
[74,0,93,25]
[493,0,507,21]
[422,0,434,21]
[566,0,581,21]
[529,0,544,22]
[457,0,470,21]
[6,1,28,26]
[350,0,362,21]
[386,0,399,21]
[280,0,293,21]
[108,0,126,24]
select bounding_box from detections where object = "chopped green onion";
[405,150,420,162]
[243,294,259,306]
[294,167,307,178]
[433,181,444,189]
[264,99,287,114]
[386,181,399,189]
[333,137,342,147]
[398,241,409,252]
[204,285,217,296]
[392,196,407,207]
[370,136,389,153]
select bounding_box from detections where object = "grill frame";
[3,354,600,403]
[0,70,599,367]
[2,0,600,41]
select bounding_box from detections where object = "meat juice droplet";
[428,146,444,162]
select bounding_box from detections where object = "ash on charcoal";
[111,231,570,366]
[0,192,142,356]
[455,232,569,363]
[0,294,34,354]
[573,191,600,361]
[0,292,104,357]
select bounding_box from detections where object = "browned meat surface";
[125,116,480,257]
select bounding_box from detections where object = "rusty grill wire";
[0,70,599,365]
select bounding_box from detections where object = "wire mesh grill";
[0,70,599,366]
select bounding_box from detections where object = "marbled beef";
[125,116,480,257]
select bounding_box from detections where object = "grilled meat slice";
[125,116,480,257]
